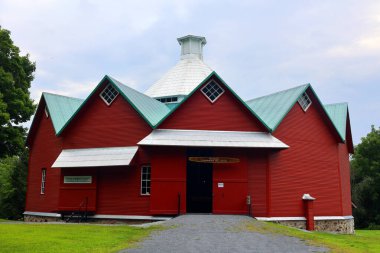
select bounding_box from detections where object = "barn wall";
[248,150,269,217]
[26,101,62,212]
[270,92,343,217]
[213,148,249,214]
[158,78,266,132]
[149,147,187,215]
[96,166,150,215]
[339,143,352,216]
[58,168,97,211]
[62,82,152,149]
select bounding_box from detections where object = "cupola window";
[201,81,224,103]
[298,92,312,111]
[100,84,119,105]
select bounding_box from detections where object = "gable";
[247,84,345,143]
[158,75,268,132]
[61,81,152,148]
[274,88,342,143]
[57,75,170,136]
[246,84,309,131]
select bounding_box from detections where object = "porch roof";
[52,146,138,168]
[138,129,288,148]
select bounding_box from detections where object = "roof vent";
[177,35,207,60]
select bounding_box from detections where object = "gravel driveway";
[123,214,328,253]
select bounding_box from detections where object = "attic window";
[44,106,49,118]
[298,92,312,111]
[157,97,178,103]
[100,84,119,105]
[201,81,224,103]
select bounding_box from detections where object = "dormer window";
[298,92,312,111]
[201,81,224,103]
[100,84,119,106]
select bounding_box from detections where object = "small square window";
[201,81,224,103]
[100,84,119,105]
[298,92,312,111]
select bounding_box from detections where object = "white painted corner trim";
[23,211,61,218]
[255,216,354,221]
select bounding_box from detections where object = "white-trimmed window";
[201,81,224,103]
[298,92,312,111]
[100,84,119,105]
[41,169,46,194]
[141,166,151,195]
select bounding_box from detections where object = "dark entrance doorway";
[186,149,213,213]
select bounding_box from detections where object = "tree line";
[0,26,35,219]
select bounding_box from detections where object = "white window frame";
[201,80,225,103]
[141,165,151,196]
[40,169,46,194]
[99,84,119,106]
[298,92,312,111]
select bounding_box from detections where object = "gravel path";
[123,214,328,253]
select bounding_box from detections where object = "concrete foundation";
[24,215,61,222]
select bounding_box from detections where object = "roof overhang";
[138,129,288,149]
[52,146,138,168]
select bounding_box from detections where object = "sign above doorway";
[188,157,240,164]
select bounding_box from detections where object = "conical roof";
[145,58,212,98]
[145,35,213,98]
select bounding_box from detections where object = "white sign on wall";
[64,176,92,184]
[218,182,224,188]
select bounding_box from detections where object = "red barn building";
[25,35,354,233]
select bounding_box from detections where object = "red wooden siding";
[339,143,352,216]
[159,78,267,132]
[26,100,62,212]
[96,166,150,215]
[213,148,249,214]
[58,168,97,211]
[62,81,152,149]
[248,150,269,217]
[270,90,343,217]
[149,147,187,215]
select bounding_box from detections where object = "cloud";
[1,0,379,144]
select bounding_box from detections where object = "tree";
[0,26,36,158]
[351,125,380,228]
[0,151,28,219]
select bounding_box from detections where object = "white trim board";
[23,212,173,221]
[255,216,354,221]
[23,211,61,218]
[89,214,172,221]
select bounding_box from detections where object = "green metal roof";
[246,84,309,131]
[43,92,84,134]
[324,103,348,141]
[108,76,171,127]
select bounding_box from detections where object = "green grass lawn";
[0,223,158,253]
[245,220,380,253]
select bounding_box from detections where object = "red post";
[302,194,316,231]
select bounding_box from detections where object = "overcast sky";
[1,0,379,144]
